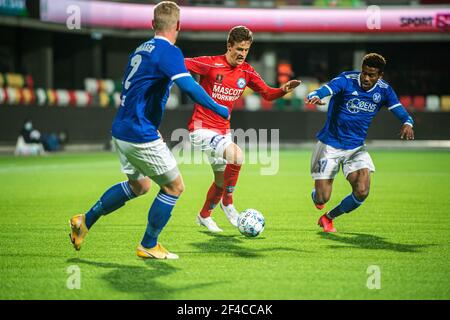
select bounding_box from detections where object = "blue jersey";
[316,71,408,150]
[112,36,191,143]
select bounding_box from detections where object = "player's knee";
[354,187,369,201]
[135,185,150,196]
[224,144,244,165]
[232,147,244,165]
[129,180,150,196]
[163,179,185,196]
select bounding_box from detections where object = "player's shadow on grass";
[318,232,434,253]
[187,231,302,258]
[67,258,224,299]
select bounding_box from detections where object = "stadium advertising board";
[39,0,450,33]
[0,0,27,16]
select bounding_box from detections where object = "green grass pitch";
[0,149,449,300]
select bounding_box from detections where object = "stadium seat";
[56,90,70,107]
[399,96,413,111]
[441,96,450,112]
[0,88,5,105]
[412,95,425,112]
[0,73,34,89]
[5,88,20,105]
[46,89,57,106]
[426,95,440,112]
[85,78,117,95]
[35,88,47,106]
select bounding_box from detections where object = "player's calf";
[327,192,365,220]
[311,189,327,210]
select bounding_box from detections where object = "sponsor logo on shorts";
[210,135,226,150]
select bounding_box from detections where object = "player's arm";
[386,87,414,140]
[175,76,229,119]
[306,75,347,105]
[248,70,301,101]
[184,57,212,76]
[160,47,229,119]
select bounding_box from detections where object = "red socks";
[222,164,242,206]
[199,164,242,217]
[199,183,223,218]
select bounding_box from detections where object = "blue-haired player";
[69,1,229,259]
[307,53,414,232]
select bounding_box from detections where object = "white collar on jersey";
[357,72,378,93]
[154,35,172,44]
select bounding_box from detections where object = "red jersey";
[185,55,285,134]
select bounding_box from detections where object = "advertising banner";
[39,0,449,33]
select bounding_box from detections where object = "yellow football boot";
[69,214,89,251]
[136,243,179,260]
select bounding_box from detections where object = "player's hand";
[305,96,326,105]
[400,124,414,140]
[281,79,302,93]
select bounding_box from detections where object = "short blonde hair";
[153,1,180,32]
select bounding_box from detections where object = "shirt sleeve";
[384,85,402,110]
[247,69,285,101]
[307,74,347,100]
[159,45,191,81]
[385,86,414,127]
[323,74,347,96]
[184,56,213,76]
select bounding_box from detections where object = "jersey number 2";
[124,54,142,90]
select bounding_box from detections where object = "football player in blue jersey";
[306,53,414,232]
[69,1,229,259]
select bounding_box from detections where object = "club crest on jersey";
[237,78,246,89]
[373,93,381,103]
[216,74,224,83]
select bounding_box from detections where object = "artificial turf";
[0,150,449,299]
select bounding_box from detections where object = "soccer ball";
[237,209,265,237]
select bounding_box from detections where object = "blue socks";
[327,193,364,219]
[85,181,137,229]
[141,191,179,249]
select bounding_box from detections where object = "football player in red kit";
[185,26,301,232]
